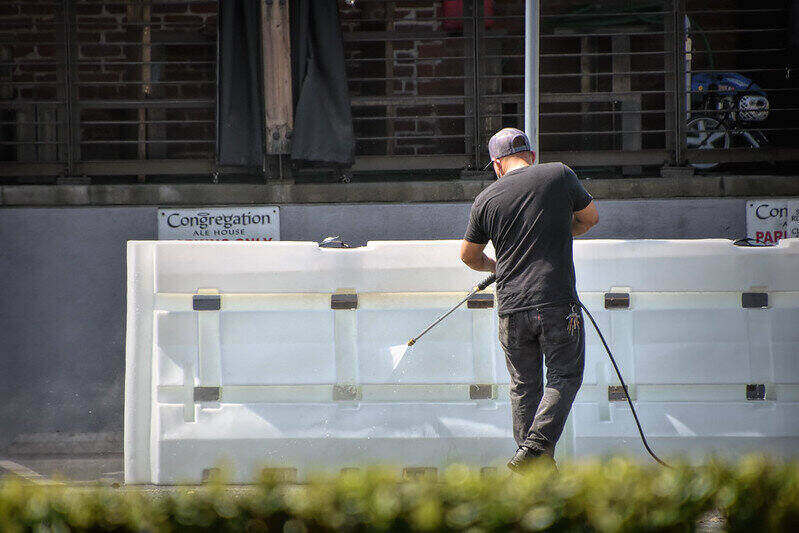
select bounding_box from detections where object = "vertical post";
[128,1,151,182]
[472,0,483,169]
[462,2,475,168]
[524,0,539,161]
[613,35,642,175]
[385,2,395,156]
[62,0,76,177]
[674,0,688,167]
[214,3,221,180]
[262,0,293,156]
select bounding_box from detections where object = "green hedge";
[0,456,797,532]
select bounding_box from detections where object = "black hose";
[578,301,671,468]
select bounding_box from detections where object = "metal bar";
[80,120,215,125]
[351,155,470,171]
[686,148,799,163]
[0,163,66,177]
[674,0,688,166]
[74,99,214,108]
[525,0,539,154]
[346,69,673,81]
[76,159,215,176]
[344,32,467,41]
[80,140,214,144]
[472,0,482,168]
[541,149,670,166]
[63,0,76,176]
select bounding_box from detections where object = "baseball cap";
[483,127,534,170]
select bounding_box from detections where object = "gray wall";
[0,198,747,450]
[280,199,747,245]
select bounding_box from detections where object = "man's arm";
[460,240,496,272]
[572,200,599,236]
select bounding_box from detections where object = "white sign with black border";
[158,206,280,241]
[745,199,799,245]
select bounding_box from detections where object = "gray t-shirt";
[464,162,592,316]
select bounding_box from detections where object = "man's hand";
[572,201,599,236]
[460,240,496,272]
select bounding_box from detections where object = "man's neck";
[501,160,531,176]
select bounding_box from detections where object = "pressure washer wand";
[405,273,496,348]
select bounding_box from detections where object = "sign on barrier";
[746,199,799,244]
[157,206,280,241]
[125,239,799,484]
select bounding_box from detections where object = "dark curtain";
[218,0,264,167]
[291,0,355,166]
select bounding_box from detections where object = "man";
[460,128,598,471]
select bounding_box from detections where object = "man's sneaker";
[506,446,541,472]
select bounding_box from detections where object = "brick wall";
[342,0,470,158]
[341,0,528,162]
[74,0,217,160]
[0,0,217,165]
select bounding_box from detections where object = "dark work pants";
[498,303,585,455]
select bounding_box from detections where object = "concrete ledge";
[1,175,797,206]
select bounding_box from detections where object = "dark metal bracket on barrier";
[746,384,766,401]
[469,384,496,400]
[467,293,494,309]
[331,293,358,310]
[742,292,768,309]
[193,294,221,311]
[333,384,362,401]
[194,386,221,402]
[604,292,630,309]
[608,385,633,401]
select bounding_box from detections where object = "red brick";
[76,31,101,42]
[78,72,123,83]
[152,2,190,14]
[36,44,58,57]
[104,30,139,43]
[190,2,217,14]
[391,40,415,51]
[395,1,436,8]
[417,121,437,134]
[418,78,462,95]
[395,21,437,32]
[75,4,104,16]
[417,63,434,77]
[393,65,414,77]
[20,4,57,16]
[34,72,57,82]
[394,119,415,132]
[436,58,464,77]
[417,42,445,57]
[76,17,121,30]
[18,32,57,43]
[0,17,34,30]
[80,44,122,58]
[163,14,204,24]
[12,46,35,58]
[11,73,35,83]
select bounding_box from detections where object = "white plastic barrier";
[125,239,799,484]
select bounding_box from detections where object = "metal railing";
[1,0,797,181]
[0,0,216,180]
[344,0,799,176]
